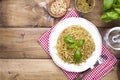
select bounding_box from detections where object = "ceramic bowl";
[49,17,102,72]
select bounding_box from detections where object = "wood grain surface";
[0,0,120,80]
[0,28,119,59]
[0,0,120,27]
[0,28,119,79]
[0,59,119,80]
[0,59,67,80]
[0,0,53,27]
[0,28,50,59]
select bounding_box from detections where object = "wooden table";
[0,0,120,80]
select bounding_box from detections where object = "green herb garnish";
[101,0,120,22]
[74,49,82,63]
[64,35,85,63]
[77,39,85,47]
[67,44,78,50]
[64,35,75,44]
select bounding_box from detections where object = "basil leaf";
[64,35,75,44]
[118,0,120,4]
[74,50,82,63]
[101,11,119,22]
[113,0,117,4]
[77,39,85,47]
[67,44,76,49]
[103,0,114,11]
[114,8,120,14]
[113,4,120,8]
[101,13,113,22]
[67,43,78,50]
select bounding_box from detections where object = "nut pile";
[49,1,67,17]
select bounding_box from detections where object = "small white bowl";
[49,17,102,72]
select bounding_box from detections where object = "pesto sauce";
[76,0,93,13]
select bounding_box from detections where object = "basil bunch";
[101,0,120,22]
[64,35,85,63]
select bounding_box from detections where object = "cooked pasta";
[56,25,95,64]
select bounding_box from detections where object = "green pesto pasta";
[56,25,95,64]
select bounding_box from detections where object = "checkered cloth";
[38,9,117,80]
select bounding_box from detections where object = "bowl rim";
[49,17,102,72]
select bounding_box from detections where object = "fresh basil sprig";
[64,35,85,63]
[101,0,120,22]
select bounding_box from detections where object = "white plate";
[49,17,102,72]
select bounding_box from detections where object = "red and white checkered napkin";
[38,9,117,80]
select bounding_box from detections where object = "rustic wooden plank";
[0,0,120,27]
[0,59,119,80]
[0,0,53,27]
[0,28,120,59]
[0,59,67,80]
[0,28,50,59]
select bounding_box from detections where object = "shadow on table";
[117,60,120,80]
